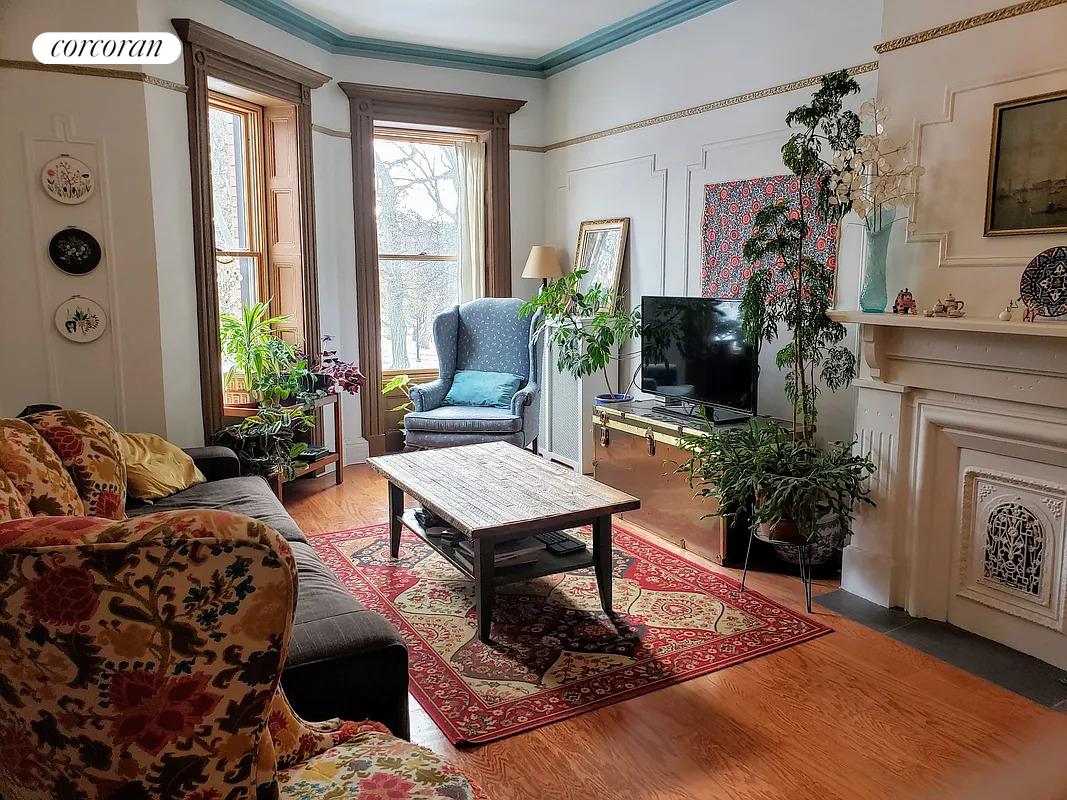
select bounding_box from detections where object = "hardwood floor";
[286,465,1062,800]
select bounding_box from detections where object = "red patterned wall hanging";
[700,175,838,299]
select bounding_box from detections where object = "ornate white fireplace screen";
[959,469,1066,631]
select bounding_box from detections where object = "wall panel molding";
[21,115,128,427]
[682,129,787,292]
[907,66,1067,269]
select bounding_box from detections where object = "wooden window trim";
[341,82,525,455]
[208,92,269,302]
[173,19,329,440]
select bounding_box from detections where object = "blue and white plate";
[1020,246,1067,319]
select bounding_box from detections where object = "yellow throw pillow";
[118,433,206,502]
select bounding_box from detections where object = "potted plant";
[213,406,314,480]
[519,268,642,404]
[219,302,296,405]
[679,71,877,562]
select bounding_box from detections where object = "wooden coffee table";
[367,442,640,643]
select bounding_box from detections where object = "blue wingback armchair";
[405,298,542,450]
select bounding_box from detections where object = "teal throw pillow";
[443,370,523,409]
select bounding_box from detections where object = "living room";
[2,0,1067,797]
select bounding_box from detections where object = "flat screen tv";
[640,296,758,418]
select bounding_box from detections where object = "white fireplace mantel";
[830,310,1067,338]
[830,310,1067,409]
[833,310,1067,669]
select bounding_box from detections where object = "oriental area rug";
[311,522,830,745]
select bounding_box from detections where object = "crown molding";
[217,0,739,78]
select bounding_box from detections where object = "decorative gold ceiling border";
[538,60,879,153]
[875,0,1067,54]
[0,58,187,92]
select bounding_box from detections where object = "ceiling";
[287,0,660,59]
[221,0,738,77]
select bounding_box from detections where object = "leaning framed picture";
[574,218,629,296]
[985,89,1067,236]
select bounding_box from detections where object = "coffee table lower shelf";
[397,509,595,586]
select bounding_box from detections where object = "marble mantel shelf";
[829,310,1067,338]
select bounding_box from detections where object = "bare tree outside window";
[374,136,462,371]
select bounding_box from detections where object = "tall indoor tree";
[681,71,875,553]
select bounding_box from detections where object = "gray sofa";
[127,446,410,738]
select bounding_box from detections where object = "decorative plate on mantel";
[1020,246,1067,319]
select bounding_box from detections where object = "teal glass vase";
[859,214,894,313]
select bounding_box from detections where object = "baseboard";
[345,438,370,465]
[841,543,896,607]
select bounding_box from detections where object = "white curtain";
[455,140,486,303]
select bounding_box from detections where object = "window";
[209,93,266,321]
[374,129,472,373]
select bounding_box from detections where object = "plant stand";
[224,393,344,502]
[739,524,814,613]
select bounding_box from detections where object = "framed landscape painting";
[985,89,1067,236]
[574,218,629,296]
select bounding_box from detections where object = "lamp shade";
[522,246,564,281]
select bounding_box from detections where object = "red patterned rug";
[310,522,830,745]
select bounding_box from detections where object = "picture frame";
[984,89,1067,236]
[574,218,629,296]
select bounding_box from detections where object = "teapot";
[930,293,965,317]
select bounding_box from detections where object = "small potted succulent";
[519,268,642,404]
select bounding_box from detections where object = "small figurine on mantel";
[998,299,1019,322]
[923,293,966,318]
[892,288,918,315]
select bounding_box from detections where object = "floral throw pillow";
[0,418,84,516]
[0,469,30,522]
[25,410,127,519]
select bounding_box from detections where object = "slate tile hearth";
[818,590,1067,710]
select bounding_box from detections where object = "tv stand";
[653,401,751,427]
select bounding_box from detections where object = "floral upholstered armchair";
[0,413,486,800]
[405,297,542,450]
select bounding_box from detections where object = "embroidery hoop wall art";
[41,154,95,205]
[54,296,107,343]
[48,227,102,275]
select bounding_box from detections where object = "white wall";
[0,0,169,434]
[2,0,546,455]
[878,0,1067,318]
[542,0,882,442]
[7,0,1060,454]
